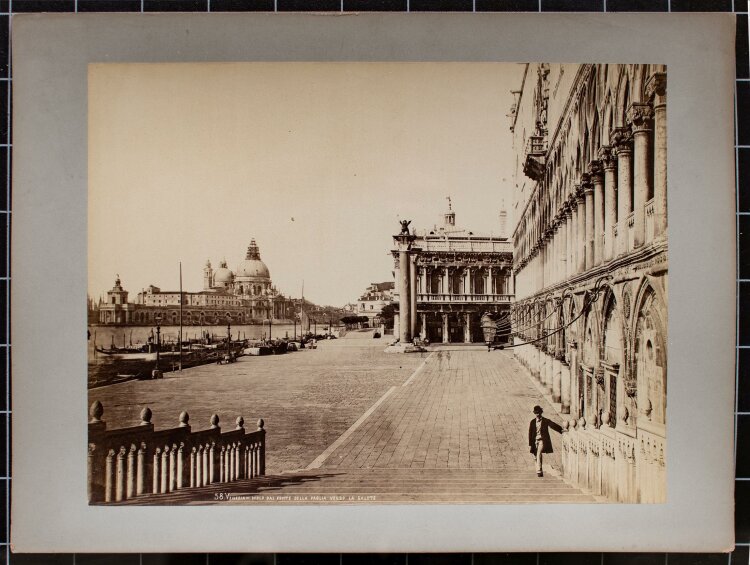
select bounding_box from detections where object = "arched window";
[635,286,667,428]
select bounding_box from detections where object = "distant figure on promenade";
[528,405,562,477]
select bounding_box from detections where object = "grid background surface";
[2,1,747,563]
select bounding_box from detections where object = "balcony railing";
[88,401,266,504]
[523,134,547,181]
[417,293,513,303]
[419,239,513,253]
[645,198,655,243]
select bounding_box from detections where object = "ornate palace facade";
[97,239,295,325]
[392,203,513,344]
[509,64,667,502]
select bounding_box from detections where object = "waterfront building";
[509,64,667,502]
[392,201,514,344]
[356,282,394,326]
[97,239,295,325]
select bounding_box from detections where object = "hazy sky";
[89,62,524,306]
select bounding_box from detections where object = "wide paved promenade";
[89,339,424,474]
[314,348,563,472]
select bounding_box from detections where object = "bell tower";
[203,259,213,290]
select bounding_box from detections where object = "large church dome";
[235,239,270,280]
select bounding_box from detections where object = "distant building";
[356,282,395,326]
[97,239,295,325]
[392,200,514,344]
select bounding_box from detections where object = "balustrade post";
[209,442,216,484]
[202,443,209,486]
[87,444,97,503]
[196,446,203,487]
[234,443,241,480]
[220,446,226,483]
[126,444,136,499]
[115,447,126,502]
[105,449,115,503]
[190,447,197,488]
[153,448,161,494]
[169,444,177,491]
[136,443,146,495]
[258,419,266,476]
[161,446,169,493]
[176,443,184,490]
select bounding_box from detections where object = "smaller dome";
[213,260,233,285]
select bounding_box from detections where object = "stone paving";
[316,349,564,472]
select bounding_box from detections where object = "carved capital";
[610,127,633,156]
[598,146,616,171]
[627,103,653,134]
[587,159,604,182]
[645,72,667,106]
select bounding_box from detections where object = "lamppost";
[226,313,232,343]
[153,314,163,379]
[267,317,272,341]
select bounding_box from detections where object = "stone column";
[464,312,472,343]
[559,216,567,284]
[628,103,653,248]
[612,127,633,255]
[421,313,428,340]
[565,207,573,280]
[576,188,586,272]
[467,267,473,296]
[647,72,667,237]
[600,146,617,262]
[590,161,604,266]
[399,249,411,344]
[442,313,449,343]
[441,266,448,296]
[584,178,595,270]
[409,256,417,339]
[569,201,577,278]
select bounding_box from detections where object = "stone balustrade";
[560,417,662,503]
[645,198,655,243]
[417,293,513,304]
[88,401,266,504]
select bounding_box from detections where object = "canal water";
[88,323,336,388]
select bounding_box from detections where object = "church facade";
[97,239,295,325]
[509,64,668,502]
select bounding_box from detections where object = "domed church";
[99,239,294,326]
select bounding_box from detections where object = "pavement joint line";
[403,351,434,386]
[306,386,398,470]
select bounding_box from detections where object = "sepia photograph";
[85,61,668,506]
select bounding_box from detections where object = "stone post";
[628,103,653,248]
[647,72,667,237]
[589,161,604,266]
[464,312,472,343]
[612,127,633,255]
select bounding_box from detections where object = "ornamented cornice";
[627,103,653,134]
